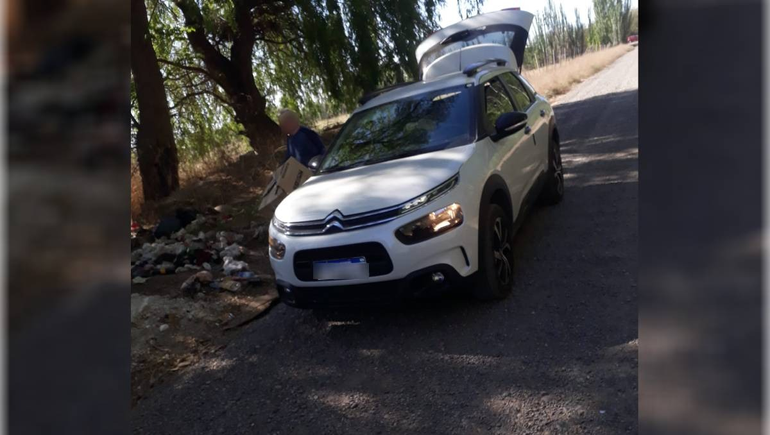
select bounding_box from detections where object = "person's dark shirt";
[284,126,326,167]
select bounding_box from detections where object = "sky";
[438,0,639,28]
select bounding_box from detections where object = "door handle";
[524,125,532,134]
[540,109,546,117]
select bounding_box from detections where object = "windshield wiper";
[363,140,453,167]
[319,160,366,174]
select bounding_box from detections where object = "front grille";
[273,173,459,236]
[293,242,393,281]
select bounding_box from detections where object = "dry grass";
[131,160,144,220]
[131,141,278,224]
[313,113,349,131]
[522,44,633,100]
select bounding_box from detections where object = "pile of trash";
[131,208,267,296]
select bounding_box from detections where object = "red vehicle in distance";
[627,34,638,44]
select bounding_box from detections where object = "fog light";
[396,203,463,245]
[431,272,445,283]
[268,234,286,259]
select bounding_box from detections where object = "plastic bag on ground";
[222,256,249,276]
[220,243,244,258]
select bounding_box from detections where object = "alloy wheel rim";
[492,217,512,285]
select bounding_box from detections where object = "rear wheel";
[473,203,514,300]
[539,133,564,205]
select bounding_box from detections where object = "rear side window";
[483,78,515,135]
[500,72,534,110]
[516,74,538,97]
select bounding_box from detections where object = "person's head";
[278,109,301,136]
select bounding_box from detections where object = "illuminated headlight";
[268,234,286,259]
[396,203,463,245]
[398,174,459,215]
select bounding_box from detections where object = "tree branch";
[157,58,213,80]
[204,89,231,106]
[173,0,234,89]
[169,91,208,111]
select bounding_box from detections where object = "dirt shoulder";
[130,201,279,407]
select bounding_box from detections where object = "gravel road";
[132,48,638,435]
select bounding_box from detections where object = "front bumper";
[276,264,473,308]
[268,195,478,289]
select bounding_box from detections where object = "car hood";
[274,144,475,223]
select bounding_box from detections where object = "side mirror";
[308,155,322,172]
[491,111,528,141]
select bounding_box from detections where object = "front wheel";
[539,134,564,205]
[473,203,514,300]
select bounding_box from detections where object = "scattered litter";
[195,271,214,283]
[202,262,212,271]
[159,324,169,332]
[221,243,245,258]
[180,275,197,293]
[223,256,249,275]
[214,204,232,214]
[171,228,186,240]
[217,279,242,292]
[185,216,208,233]
[232,271,263,284]
[154,216,182,239]
[180,271,215,296]
[131,263,154,278]
[599,410,606,415]
[156,261,176,274]
[217,231,244,244]
[132,276,148,284]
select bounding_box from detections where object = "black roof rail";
[462,58,507,76]
[358,81,419,105]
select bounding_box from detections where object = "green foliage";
[132,0,485,163]
[524,0,631,71]
[591,0,633,45]
[526,0,588,69]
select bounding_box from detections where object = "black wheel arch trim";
[480,174,514,224]
[549,117,558,141]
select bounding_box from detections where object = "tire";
[473,203,514,300]
[539,133,564,205]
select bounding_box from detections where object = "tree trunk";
[131,0,179,201]
[174,0,282,157]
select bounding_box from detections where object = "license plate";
[313,257,369,281]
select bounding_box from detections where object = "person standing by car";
[278,109,326,167]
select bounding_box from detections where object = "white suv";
[268,9,563,307]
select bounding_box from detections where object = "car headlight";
[268,234,286,259]
[396,203,463,245]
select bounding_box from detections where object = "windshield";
[318,85,474,173]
